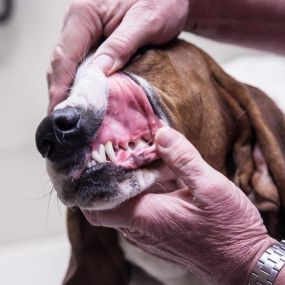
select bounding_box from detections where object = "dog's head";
[36,40,285,231]
[35,52,177,210]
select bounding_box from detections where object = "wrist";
[245,237,278,285]
[221,236,276,285]
[248,238,285,285]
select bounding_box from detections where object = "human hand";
[82,127,275,285]
[48,0,190,112]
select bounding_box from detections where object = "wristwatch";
[249,240,285,285]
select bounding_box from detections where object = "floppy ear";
[208,57,285,239]
[63,209,130,285]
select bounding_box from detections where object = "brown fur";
[63,40,285,284]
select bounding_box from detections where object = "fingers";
[47,0,189,110]
[92,5,162,75]
[155,127,229,194]
[48,0,103,112]
[81,190,190,229]
[81,196,142,228]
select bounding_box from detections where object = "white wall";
[0,0,266,246]
[0,0,71,245]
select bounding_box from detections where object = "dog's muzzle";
[35,71,169,209]
[36,107,103,163]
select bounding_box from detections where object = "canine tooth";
[105,141,116,163]
[92,150,104,163]
[99,144,106,161]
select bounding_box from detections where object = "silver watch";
[249,240,285,285]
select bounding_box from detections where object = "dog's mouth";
[86,73,161,170]
[75,72,166,193]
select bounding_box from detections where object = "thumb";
[155,127,223,193]
[92,9,160,75]
[92,26,146,75]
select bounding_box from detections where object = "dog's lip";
[80,161,113,180]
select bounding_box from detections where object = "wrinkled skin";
[83,127,278,285]
[48,0,189,111]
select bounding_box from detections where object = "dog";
[36,39,285,285]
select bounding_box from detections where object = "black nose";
[35,107,84,161]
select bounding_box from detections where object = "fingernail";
[155,127,177,148]
[93,54,114,75]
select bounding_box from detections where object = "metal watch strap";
[249,240,285,285]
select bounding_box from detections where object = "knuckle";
[169,138,201,171]
[70,0,92,12]
[141,3,164,37]
[104,35,135,60]
[173,150,200,171]
[147,9,162,30]
[69,0,100,20]
[50,46,64,69]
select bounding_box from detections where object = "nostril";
[54,108,81,132]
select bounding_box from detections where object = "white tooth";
[87,161,92,168]
[92,150,104,163]
[91,160,96,166]
[99,144,107,162]
[136,139,145,147]
[105,141,116,163]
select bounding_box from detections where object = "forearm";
[186,0,285,54]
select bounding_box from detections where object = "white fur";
[55,57,108,111]
[86,167,167,210]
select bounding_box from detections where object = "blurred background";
[0,0,284,284]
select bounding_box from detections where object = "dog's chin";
[56,158,176,211]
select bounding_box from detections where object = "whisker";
[44,188,54,228]
[16,189,54,201]
[53,128,62,145]
[61,60,76,81]
[80,38,90,64]
[56,193,64,223]
[153,182,169,193]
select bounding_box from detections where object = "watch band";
[249,240,285,285]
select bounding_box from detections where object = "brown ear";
[207,56,285,238]
[63,209,130,285]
